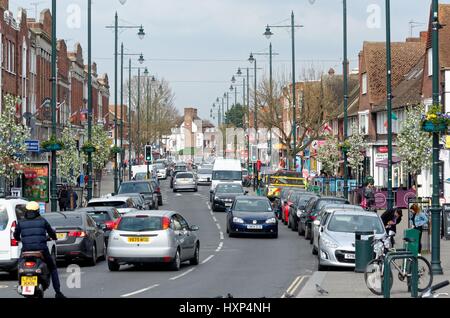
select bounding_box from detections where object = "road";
[0,178,316,298]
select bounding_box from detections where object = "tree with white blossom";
[0,95,30,187]
[57,124,84,185]
[347,124,367,181]
[316,133,340,176]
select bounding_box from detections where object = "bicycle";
[420,280,449,298]
[364,234,433,296]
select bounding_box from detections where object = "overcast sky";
[9,0,440,121]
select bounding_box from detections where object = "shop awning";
[375,156,402,168]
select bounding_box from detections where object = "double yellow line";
[282,275,307,298]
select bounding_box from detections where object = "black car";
[300,196,350,241]
[43,212,106,266]
[151,179,163,206]
[117,181,158,210]
[125,193,148,210]
[288,192,318,232]
[212,183,248,212]
[76,207,121,247]
[272,187,296,219]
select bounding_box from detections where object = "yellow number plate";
[21,276,38,287]
[56,233,67,240]
[127,237,150,243]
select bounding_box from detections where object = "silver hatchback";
[107,211,200,271]
[173,172,198,192]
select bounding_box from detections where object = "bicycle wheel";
[365,259,393,296]
[414,256,433,292]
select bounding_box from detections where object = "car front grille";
[335,250,355,264]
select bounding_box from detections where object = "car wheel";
[87,245,97,267]
[170,249,181,271]
[305,224,311,240]
[309,231,314,245]
[317,244,326,271]
[271,233,278,239]
[194,188,198,192]
[312,244,318,255]
[108,260,120,272]
[287,216,292,229]
[173,189,177,193]
[298,222,305,236]
[190,243,200,265]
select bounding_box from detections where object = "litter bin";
[355,231,374,273]
[403,228,420,256]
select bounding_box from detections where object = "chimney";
[420,31,428,44]
[184,108,197,129]
[0,0,9,10]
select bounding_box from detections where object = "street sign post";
[25,140,40,153]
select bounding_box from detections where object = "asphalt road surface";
[0,179,317,298]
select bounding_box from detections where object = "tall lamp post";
[342,0,350,200]
[50,0,57,211]
[248,53,258,188]
[430,0,443,275]
[264,12,303,170]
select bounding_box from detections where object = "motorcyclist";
[13,202,66,298]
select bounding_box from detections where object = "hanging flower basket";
[82,143,97,154]
[420,104,450,133]
[110,146,123,156]
[339,141,351,152]
[41,137,64,152]
[421,120,448,133]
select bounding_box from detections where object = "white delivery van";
[210,159,242,201]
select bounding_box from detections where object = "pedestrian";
[364,183,375,211]
[381,207,403,247]
[410,203,429,255]
[68,187,79,210]
[58,185,68,211]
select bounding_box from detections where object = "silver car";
[173,172,198,192]
[197,168,212,185]
[317,210,386,271]
[107,210,200,271]
[312,204,364,255]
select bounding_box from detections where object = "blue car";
[226,196,278,238]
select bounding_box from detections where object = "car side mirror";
[190,225,199,231]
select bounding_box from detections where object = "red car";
[283,189,304,225]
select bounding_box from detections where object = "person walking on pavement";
[68,187,79,210]
[58,185,68,212]
[364,183,376,211]
[13,202,66,298]
[381,207,403,247]
[410,203,429,254]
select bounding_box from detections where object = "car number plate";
[247,225,263,230]
[225,203,232,207]
[344,253,355,260]
[21,276,38,287]
[56,233,67,240]
[127,237,150,243]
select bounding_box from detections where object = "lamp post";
[342,0,349,200]
[248,53,258,188]
[264,12,303,170]
[50,0,57,211]
[106,11,145,194]
[430,0,444,275]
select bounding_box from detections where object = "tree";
[84,125,110,176]
[225,104,245,128]
[347,124,367,181]
[57,124,85,185]
[316,134,340,176]
[0,95,30,188]
[397,105,432,185]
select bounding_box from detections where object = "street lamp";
[231,76,236,84]
[249,52,258,189]
[138,53,145,64]
[342,0,350,200]
[138,26,145,40]
[50,0,57,211]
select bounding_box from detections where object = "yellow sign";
[21,276,38,287]
[446,136,450,149]
[127,237,150,243]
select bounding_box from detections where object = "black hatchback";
[212,183,248,212]
[76,207,121,247]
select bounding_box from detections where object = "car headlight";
[214,196,220,201]
[233,217,244,224]
[297,209,304,217]
[265,217,277,224]
[321,237,339,249]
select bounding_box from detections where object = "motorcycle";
[17,251,51,298]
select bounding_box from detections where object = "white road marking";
[0,285,8,289]
[215,242,223,252]
[120,284,160,297]
[201,255,215,264]
[220,232,224,240]
[176,194,182,197]
[212,216,217,222]
[216,223,221,230]
[169,268,196,280]
[282,276,305,298]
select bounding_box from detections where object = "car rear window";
[88,201,128,208]
[327,214,384,234]
[176,173,193,179]
[87,211,112,224]
[316,199,349,211]
[118,182,151,194]
[118,216,162,232]
[44,214,83,227]
[0,205,8,231]
[234,199,272,212]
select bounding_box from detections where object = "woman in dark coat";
[381,207,403,246]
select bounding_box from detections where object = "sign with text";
[22,163,50,203]
[25,140,40,153]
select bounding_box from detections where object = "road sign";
[25,140,40,153]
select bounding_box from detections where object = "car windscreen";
[298,196,316,207]
[135,173,147,180]
[44,214,83,227]
[216,184,244,194]
[88,201,128,208]
[176,173,193,179]
[86,211,112,224]
[175,166,187,171]
[234,199,272,212]
[327,214,384,234]
[118,182,151,194]
[0,205,8,231]
[155,164,165,169]
[316,199,348,211]
[118,216,162,232]
[198,169,212,174]
[213,170,242,181]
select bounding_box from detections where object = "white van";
[0,199,56,274]
[210,159,242,201]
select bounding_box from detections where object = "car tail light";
[156,187,161,193]
[114,218,122,230]
[68,231,86,238]
[24,261,36,268]
[104,221,115,230]
[162,217,170,230]
[10,221,18,247]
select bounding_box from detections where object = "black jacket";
[13,210,57,252]
[381,209,402,234]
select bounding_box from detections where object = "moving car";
[76,207,121,247]
[0,199,56,274]
[300,196,350,241]
[107,210,200,271]
[155,163,168,180]
[117,181,159,210]
[87,196,139,215]
[43,211,106,265]
[126,193,148,210]
[197,168,213,185]
[311,205,364,255]
[211,183,247,212]
[173,172,198,192]
[170,165,188,188]
[227,196,278,238]
[210,159,242,201]
[242,169,252,187]
[317,210,386,270]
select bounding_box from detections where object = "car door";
[86,215,102,256]
[0,202,12,263]
[170,215,187,259]
[177,214,195,259]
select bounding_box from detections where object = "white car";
[87,197,138,215]
[155,163,167,180]
[0,199,56,274]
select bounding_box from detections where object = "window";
[347,117,358,136]
[376,112,387,134]
[332,120,338,136]
[359,112,369,135]
[428,49,433,77]
[171,216,182,231]
[176,215,189,230]
[362,73,368,95]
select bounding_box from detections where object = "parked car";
[107,210,200,271]
[211,183,247,212]
[300,196,350,241]
[311,205,364,255]
[173,172,198,192]
[272,187,295,220]
[76,207,121,247]
[43,211,106,266]
[316,210,386,270]
[117,181,159,210]
[87,196,138,215]
[287,192,317,232]
[197,168,213,185]
[282,189,305,225]
[0,199,56,274]
[227,196,278,238]
[151,179,163,206]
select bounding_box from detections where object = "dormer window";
[362,73,368,95]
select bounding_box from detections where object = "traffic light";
[145,145,152,162]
